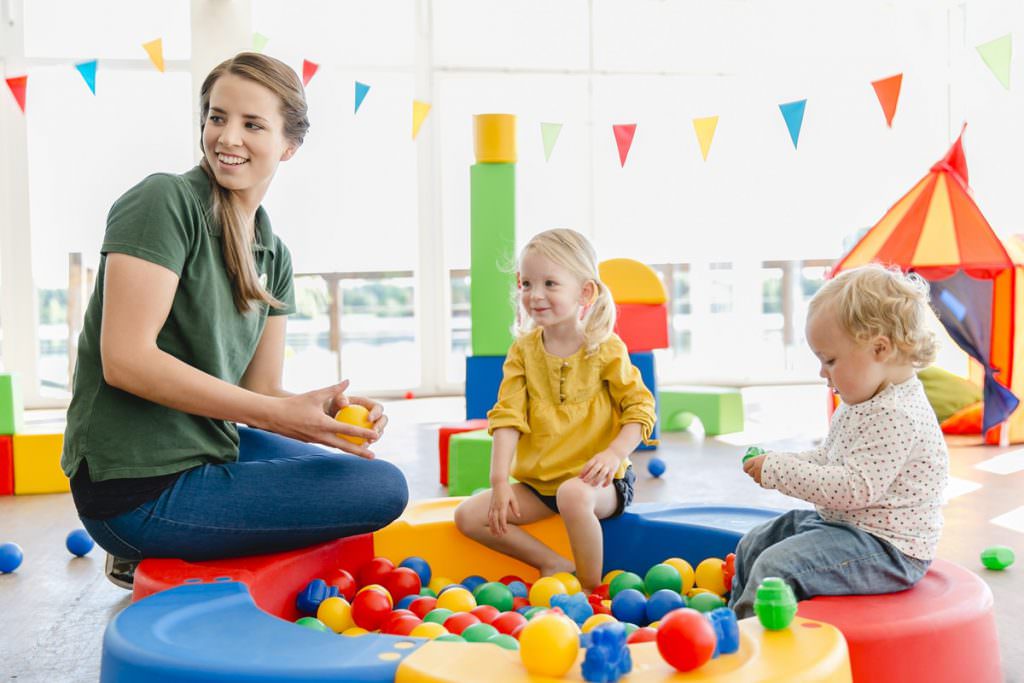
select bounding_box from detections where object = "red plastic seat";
[797,558,1001,683]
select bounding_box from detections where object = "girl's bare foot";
[539,558,576,577]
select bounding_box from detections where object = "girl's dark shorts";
[521,466,635,518]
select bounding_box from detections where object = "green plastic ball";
[644,563,683,594]
[474,581,515,612]
[688,592,726,613]
[423,608,454,624]
[609,571,646,598]
[434,634,466,643]
[461,622,500,643]
[487,633,520,650]
[295,617,331,632]
[524,606,547,620]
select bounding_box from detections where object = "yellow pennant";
[412,100,432,140]
[693,116,719,161]
[142,38,165,73]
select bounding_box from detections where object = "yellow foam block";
[13,432,68,495]
[599,258,668,304]
[474,113,517,163]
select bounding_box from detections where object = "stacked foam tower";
[0,373,68,495]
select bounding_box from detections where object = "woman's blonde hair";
[514,228,616,353]
[809,264,938,366]
[198,52,310,313]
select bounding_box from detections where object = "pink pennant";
[613,124,637,167]
[302,60,319,87]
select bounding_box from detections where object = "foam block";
[614,303,669,352]
[660,386,744,436]
[13,432,68,494]
[466,355,506,420]
[470,163,516,356]
[599,258,667,304]
[438,419,489,486]
[0,435,13,495]
[0,373,24,435]
[448,429,494,496]
[629,352,659,451]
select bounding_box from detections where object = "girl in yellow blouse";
[454,229,657,591]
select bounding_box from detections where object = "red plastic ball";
[357,557,395,587]
[627,626,658,643]
[403,391,415,400]
[443,612,482,635]
[512,596,531,611]
[656,608,717,672]
[351,588,393,631]
[383,567,422,602]
[329,569,357,601]
[491,610,528,636]
[498,574,524,585]
[470,605,500,624]
[383,614,422,635]
[510,623,526,639]
[408,596,437,619]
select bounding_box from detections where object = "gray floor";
[1,386,1020,681]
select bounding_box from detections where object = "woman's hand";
[263,380,381,458]
[487,483,520,536]
[578,450,621,487]
[743,455,766,485]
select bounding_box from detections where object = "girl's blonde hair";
[514,228,616,353]
[809,264,938,367]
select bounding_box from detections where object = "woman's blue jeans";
[79,427,409,562]
[728,509,931,618]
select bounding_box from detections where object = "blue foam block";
[629,351,658,451]
[465,355,506,420]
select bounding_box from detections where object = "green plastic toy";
[742,446,766,463]
[753,577,797,630]
[294,616,331,632]
[980,545,1015,570]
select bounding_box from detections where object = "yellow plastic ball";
[436,587,477,612]
[342,626,369,636]
[552,571,582,595]
[519,614,580,677]
[316,596,354,633]
[529,576,567,607]
[357,583,394,606]
[694,557,728,595]
[687,587,714,598]
[335,404,374,445]
[663,557,696,593]
[602,569,624,585]
[581,613,618,633]
[428,576,453,594]
[409,622,448,639]
[648,620,661,629]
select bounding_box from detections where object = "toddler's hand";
[488,483,520,536]
[579,450,620,487]
[743,455,766,485]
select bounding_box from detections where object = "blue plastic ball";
[646,588,686,623]
[437,583,469,596]
[461,574,487,593]
[66,529,95,557]
[0,542,24,573]
[396,594,419,610]
[399,556,432,586]
[506,580,528,598]
[611,588,648,625]
[647,457,667,478]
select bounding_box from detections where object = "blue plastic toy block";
[628,352,658,450]
[465,355,506,420]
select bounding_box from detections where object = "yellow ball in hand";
[335,404,373,444]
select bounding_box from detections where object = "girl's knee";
[453,496,486,535]
[555,479,593,514]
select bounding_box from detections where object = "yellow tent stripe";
[840,175,933,269]
[911,174,959,266]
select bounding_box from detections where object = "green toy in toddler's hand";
[742,446,766,464]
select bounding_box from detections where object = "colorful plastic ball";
[499,574,524,585]
[404,391,415,400]
[434,634,466,643]
[663,558,695,593]
[396,594,418,610]
[461,622,500,643]
[491,610,528,636]
[443,612,481,635]
[602,569,623,585]
[437,583,469,595]
[384,615,422,636]
[316,596,354,633]
[422,608,454,625]
[512,596,530,611]
[408,596,438,619]
[552,571,582,595]
[428,575,453,594]
[383,567,423,602]
[506,580,528,598]
[646,589,686,623]
[0,542,24,573]
[656,608,717,672]
[65,529,94,557]
[399,556,432,586]
[410,621,448,639]
[470,604,500,624]
[351,588,393,630]
[462,574,487,593]
[335,404,374,445]
[342,626,369,637]
[581,613,618,633]
[523,606,547,620]
[437,586,476,612]
[611,588,648,625]
[488,633,520,650]
[295,616,331,632]
[474,581,515,612]
[519,614,580,677]
[688,592,725,613]
[627,626,658,644]
[647,457,667,478]
[419,587,437,597]
[695,557,728,595]
[357,584,394,606]
[622,623,639,636]
[981,545,1015,571]
[329,569,357,601]
[609,571,645,598]
[529,576,568,607]
[357,557,395,587]
[645,563,683,594]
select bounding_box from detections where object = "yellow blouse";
[487,328,657,495]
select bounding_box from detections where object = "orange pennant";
[302,60,319,87]
[6,75,27,113]
[871,73,903,128]
[142,38,165,73]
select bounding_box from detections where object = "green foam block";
[0,374,24,436]
[470,163,516,357]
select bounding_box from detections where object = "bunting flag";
[778,99,807,149]
[976,34,1012,90]
[302,60,319,87]
[412,100,432,139]
[252,32,270,53]
[692,115,719,161]
[540,122,563,162]
[5,75,27,113]
[871,73,902,127]
[75,60,98,95]
[354,81,370,113]
[142,38,165,73]
[613,123,637,167]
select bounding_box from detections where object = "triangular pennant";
[5,75,27,113]
[412,100,432,140]
[871,73,902,127]
[778,99,807,149]
[252,32,270,53]
[142,38,165,73]
[613,123,637,167]
[976,34,1012,90]
[692,116,719,161]
[75,60,98,95]
[354,81,370,114]
[302,60,319,87]
[540,122,563,162]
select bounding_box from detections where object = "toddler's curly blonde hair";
[808,264,938,367]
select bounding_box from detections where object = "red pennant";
[6,75,27,114]
[871,73,902,128]
[302,60,319,87]
[613,123,637,167]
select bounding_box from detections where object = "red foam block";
[614,302,668,352]
[0,435,12,495]
[438,419,488,486]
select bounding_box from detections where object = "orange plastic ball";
[335,404,374,444]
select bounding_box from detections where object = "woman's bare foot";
[538,558,576,577]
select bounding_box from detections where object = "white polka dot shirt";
[760,375,948,560]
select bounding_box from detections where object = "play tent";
[832,127,1024,443]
